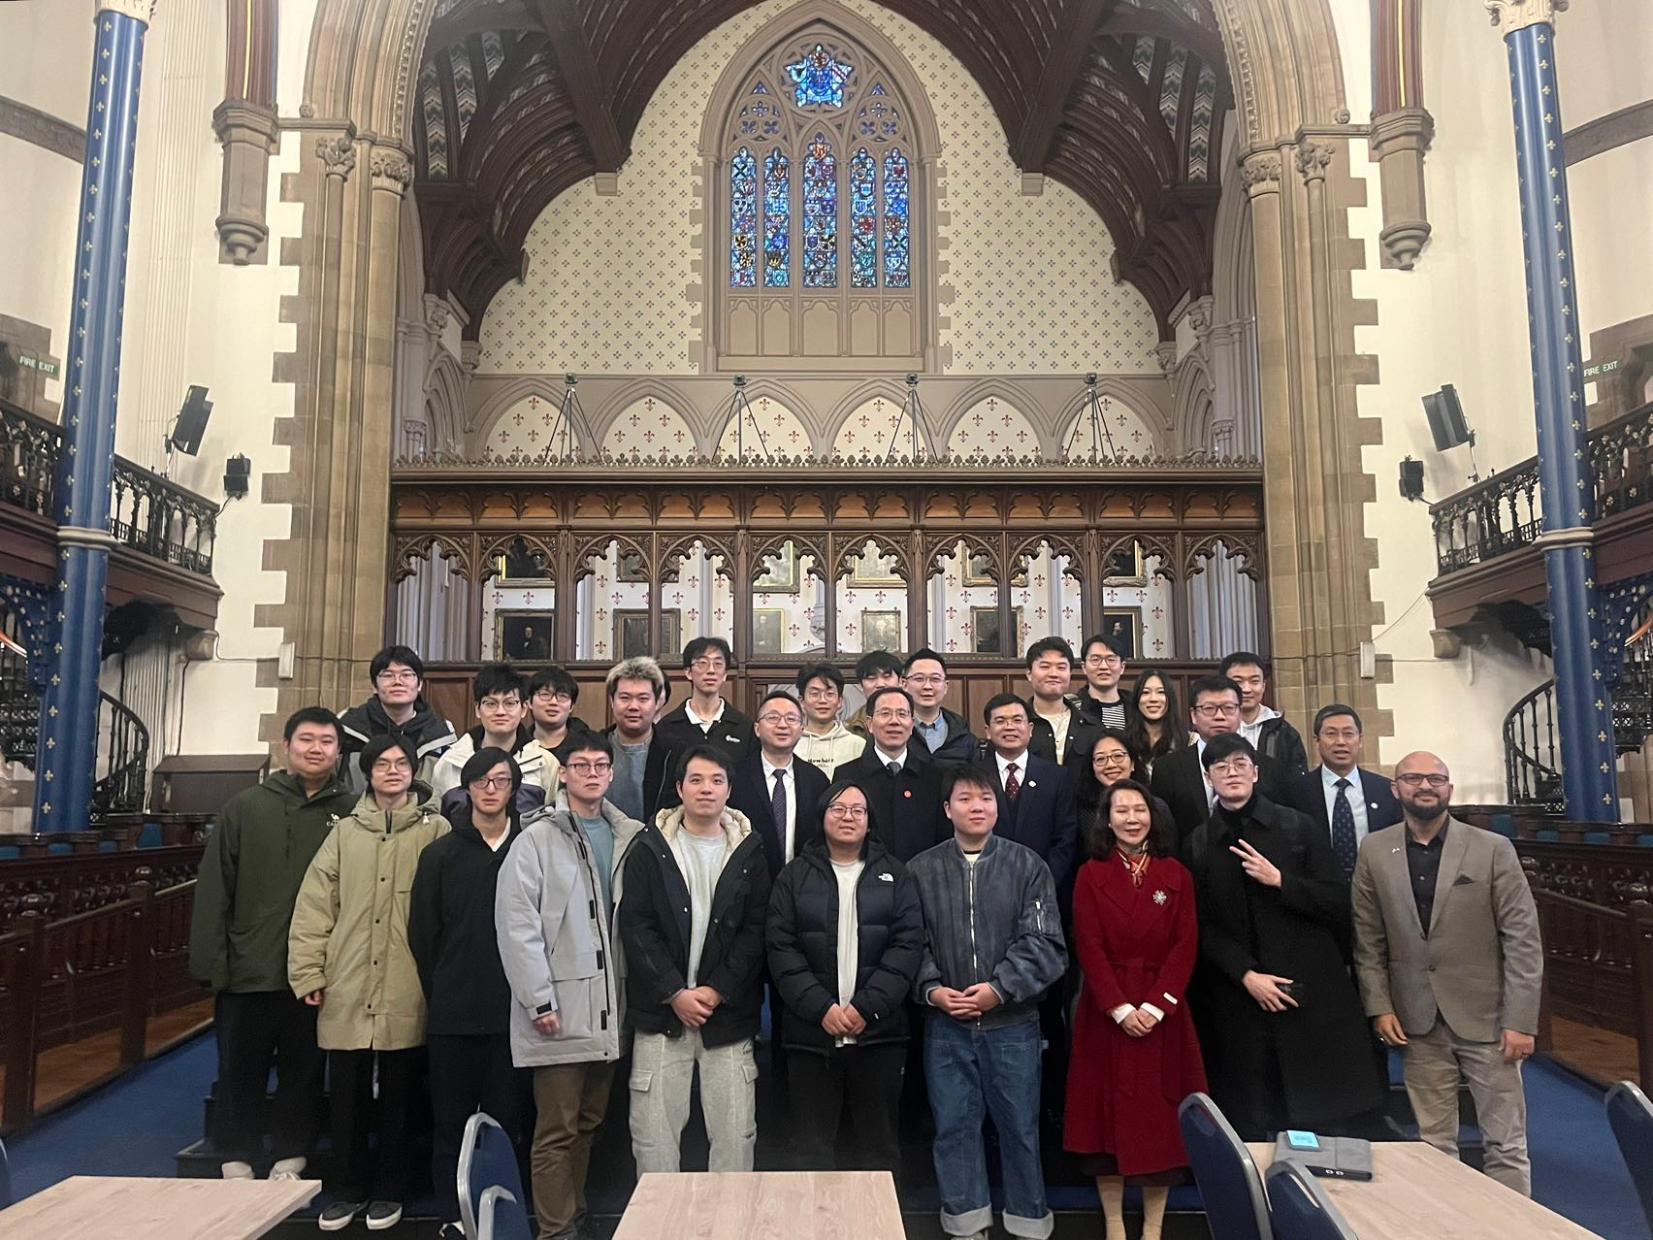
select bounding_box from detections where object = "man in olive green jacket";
[188,707,357,1182]
[288,733,449,1231]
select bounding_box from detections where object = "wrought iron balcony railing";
[1,398,216,578]
[1430,400,1653,576]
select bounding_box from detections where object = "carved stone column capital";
[1486,0,1568,32]
[316,135,357,180]
[1240,152,1282,198]
[369,147,414,195]
[1154,341,1179,378]
[213,100,280,265]
[1370,108,1436,271]
[1296,139,1335,184]
[1183,295,1215,346]
[96,0,156,23]
[461,341,482,373]
[422,293,452,340]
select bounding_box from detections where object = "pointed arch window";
[714,24,927,366]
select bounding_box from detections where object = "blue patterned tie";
[772,769,788,856]
[1331,777,1358,878]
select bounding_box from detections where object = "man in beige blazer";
[1352,751,1543,1195]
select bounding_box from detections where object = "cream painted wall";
[1554,0,1653,126]
[476,0,1161,377]
[1570,140,1653,366]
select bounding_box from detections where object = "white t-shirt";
[678,830,728,987]
[1036,706,1071,763]
[831,858,865,1046]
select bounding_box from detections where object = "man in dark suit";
[838,686,945,862]
[972,692,1080,894]
[1282,703,1402,881]
[1152,673,1247,848]
[646,636,756,812]
[728,690,829,876]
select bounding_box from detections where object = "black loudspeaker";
[223,453,251,500]
[1398,456,1425,502]
[1422,384,1471,451]
[169,385,213,456]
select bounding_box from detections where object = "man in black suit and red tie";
[972,692,1080,895]
[1282,703,1402,881]
[728,690,830,876]
[838,687,946,862]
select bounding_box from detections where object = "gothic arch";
[470,379,590,456]
[422,350,467,454]
[934,380,1044,456]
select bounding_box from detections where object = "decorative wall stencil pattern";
[603,398,695,456]
[714,395,811,458]
[1059,399,1158,457]
[476,0,1160,376]
[949,397,1039,458]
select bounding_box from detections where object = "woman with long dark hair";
[1125,670,1185,777]
[1065,780,1206,1240]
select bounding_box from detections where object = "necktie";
[772,769,789,858]
[1004,762,1021,801]
[1331,777,1358,877]
[887,761,901,777]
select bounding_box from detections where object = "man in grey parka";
[496,732,642,1240]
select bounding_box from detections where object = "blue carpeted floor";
[5,1035,1648,1238]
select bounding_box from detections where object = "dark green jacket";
[189,770,357,993]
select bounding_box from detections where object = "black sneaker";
[318,1200,366,1231]
[364,1201,403,1231]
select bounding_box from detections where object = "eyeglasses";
[565,761,612,776]
[371,758,412,773]
[689,658,727,673]
[532,689,573,704]
[1195,703,1240,717]
[802,686,839,700]
[871,709,912,722]
[1208,758,1256,777]
[375,670,418,684]
[1084,655,1123,668]
[1093,750,1132,766]
[904,674,945,687]
[479,697,521,711]
[757,712,802,725]
[825,804,868,820]
[469,775,514,791]
[1396,773,1451,788]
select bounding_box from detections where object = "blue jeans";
[925,1014,1052,1239]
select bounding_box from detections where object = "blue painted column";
[1494,0,1618,820]
[33,1,153,833]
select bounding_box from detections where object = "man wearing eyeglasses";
[903,648,977,768]
[1182,733,1383,1139]
[647,637,756,813]
[1352,752,1542,1195]
[1150,674,1258,846]
[527,665,593,764]
[1073,634,1136,731]
[496,733,644,1239]
[338,644,458,793]
[430,664,555,810]
[838,686,947,862]
[730,690,830,877]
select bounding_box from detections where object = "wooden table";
[1248,1142,1601,1238]
[613,1171,905,1240]
[0,1175,319,1239]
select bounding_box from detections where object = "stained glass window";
[883,148,911,289]
[763,148,790,287]
[786,44,853,109]
[802,136,837,288]
[850,148,877,289]
[730,147,757,288]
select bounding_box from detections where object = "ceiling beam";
[1096,6,1228,84]
[1012,0,1109,173]
[533,0,627,173]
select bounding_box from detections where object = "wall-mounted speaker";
[1399,456,1425,502]
[1422,384,1471,451]
[224,453,251,500]
[169,385,213,456]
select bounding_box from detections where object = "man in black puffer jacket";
[766,780,925,1174]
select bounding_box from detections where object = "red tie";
[1005,762,1021,801]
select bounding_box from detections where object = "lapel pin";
[1153,889,1168,906]
[1027,780,1037,789]
[903,789,912,799]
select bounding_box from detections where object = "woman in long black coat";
[1182,734,1382,1138]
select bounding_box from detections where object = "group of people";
[188,633,1544,1240]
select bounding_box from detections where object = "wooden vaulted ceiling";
[412,0,1231,338]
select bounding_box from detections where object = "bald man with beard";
[1351,751,1543,1195]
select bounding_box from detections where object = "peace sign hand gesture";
[1228,839,1282,888]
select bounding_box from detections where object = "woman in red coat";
[1065,779,1207,1240]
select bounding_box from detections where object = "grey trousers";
[1402,1017,1531,1196]
[628,1030,757,1174]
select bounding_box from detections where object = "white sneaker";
[269,1156,307,1181]
[220,1161,255,1180]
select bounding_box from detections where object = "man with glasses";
[839,686,947,862]
[496,733,644,1239]
[648,637,756,813]
[410,749,528,1240]
[1218,652,1309,779]
[1281,704,1402,881]
[730,690,830,877]
[974,693,1079,895]
[1352,752,1542,1194]
[793,663,867,780]
[430,663,554,807]
[1150,674,1251,846]
[903,648,977,768]
[527,665,593,764]
[338,644,458,793]
[1074,634,1135,731]
[1182,733,1382,1139]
